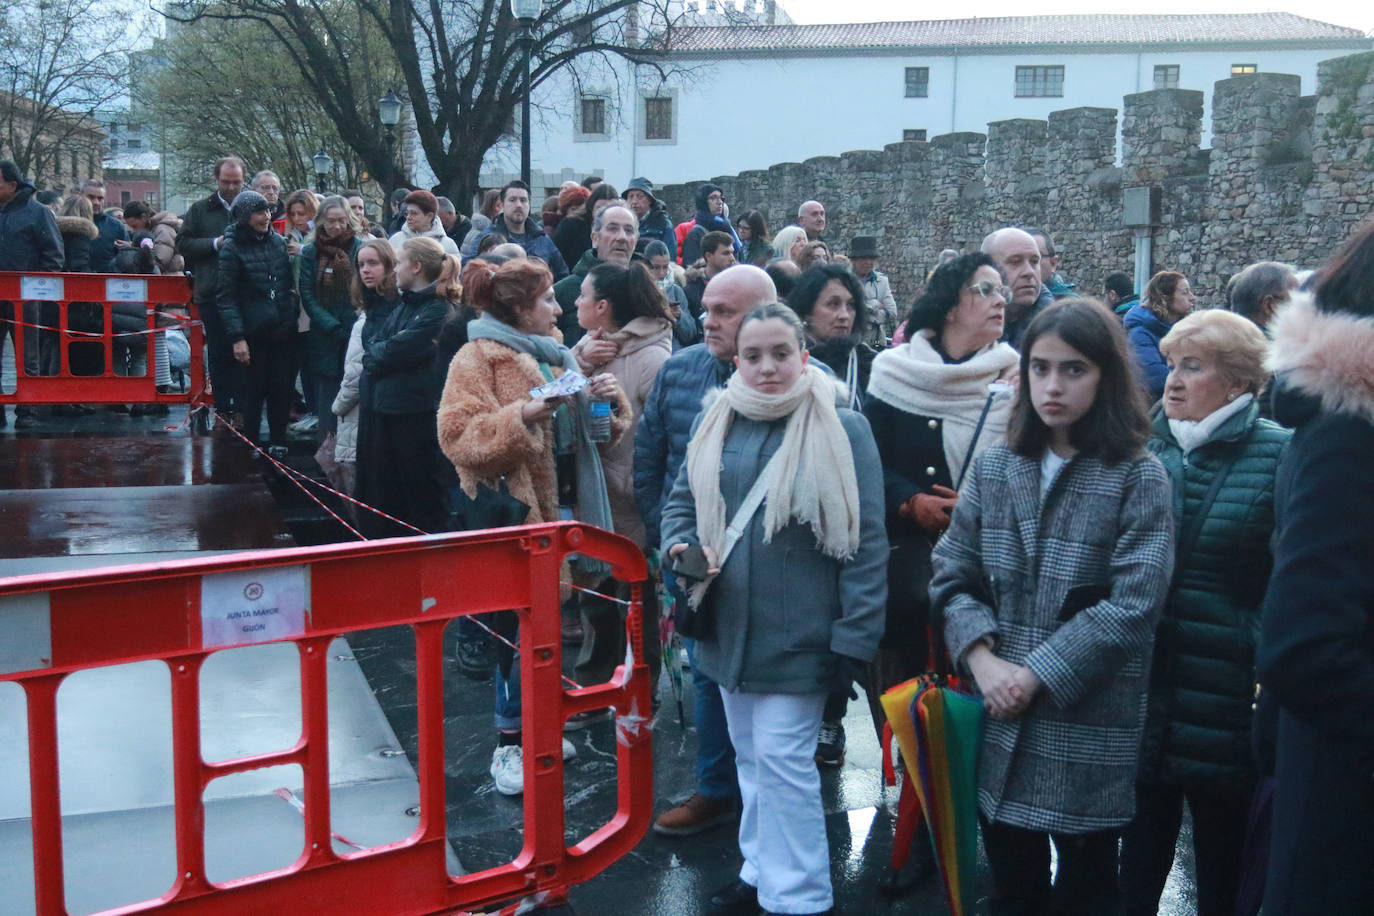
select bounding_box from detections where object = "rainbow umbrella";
[882,677,983,916]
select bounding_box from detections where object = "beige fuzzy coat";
[437,338,632,526]
[574,316,672,545]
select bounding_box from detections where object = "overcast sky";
[778,2,1374,33]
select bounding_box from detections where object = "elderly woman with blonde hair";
[771,225,809,263]
[1119,307,1290,916]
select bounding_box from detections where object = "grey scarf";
[468,315,614,577]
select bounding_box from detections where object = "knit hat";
[229,189,270,224]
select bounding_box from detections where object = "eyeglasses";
[969,280,1012,301]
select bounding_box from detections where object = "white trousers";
[719,688,831,914]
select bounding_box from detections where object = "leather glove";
[837,655,865,701]
[900,485,958,534]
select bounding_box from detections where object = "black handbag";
[450,478,530,531]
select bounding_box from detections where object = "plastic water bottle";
[587,398,612,442]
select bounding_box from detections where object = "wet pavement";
[0,410,1201,914]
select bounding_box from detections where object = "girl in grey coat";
[932,299,1174,915]
[662,303,887,916]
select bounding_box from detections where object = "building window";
[109,138,120,153]
[1153,65,1179,89]
[126,121,141,133]
[107,122,119,133]
[127,138,142,149]
[1014,65,1064,98]
[1231,63,1258,75]
[644,96,673,141]
[903,129,927,142]
[904,67,929,98]
[579,96,606,135]
[145,191,157,203]
[120,190,132,205]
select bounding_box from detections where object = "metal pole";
[384,130,395,202]
[521,22,532,188]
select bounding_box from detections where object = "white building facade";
[480,12,1371,192]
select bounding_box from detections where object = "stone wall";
[656,51,1374,308]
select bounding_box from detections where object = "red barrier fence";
[0,271,208,409]
[0,523,653,915]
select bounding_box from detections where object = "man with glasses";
[251,170,284,221]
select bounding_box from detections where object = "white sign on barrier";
[19,276,63,301]
[105,278,148,303]
[0,592,52,674]
[200,565,310,648]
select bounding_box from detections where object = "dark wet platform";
[0,412,1202,915]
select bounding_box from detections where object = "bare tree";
[161,1,720,211]
[0,0,144,181]
[144,14,403,196]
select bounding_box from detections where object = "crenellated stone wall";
[656,51,1374,309]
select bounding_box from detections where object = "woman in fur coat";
[1256,224,1374,915]
[436,256,631,798]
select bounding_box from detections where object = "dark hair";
[478,188,501,219]
[476,232,506,255]
[701,230,733,257]
[35,189,61,206]
[1006,298,1150,464]
[500,179,530,201]
[342,188,364,200]
[1103,271,1133,300]
[403,189,438,216]
[1315,221,1374,316]
[1026,228,1054,257]
[907,252,996,333]
[738,301,806,350]
[390,187,411,205]
[123,200,154,222]
[788,263,867,337]
[464,257,553,327]
[765,259,800,300]
[581,175,603,189]
[737,209,769,243]
[0,160,22,183]
[124,232,158,274]
[586,262,670,328]
[643,239,671,260]
[577,181,619,221]
[794,239,830,271]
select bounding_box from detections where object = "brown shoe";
[652,792,736,837]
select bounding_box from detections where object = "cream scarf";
[1168,393,1253,453]
[685,363,861,606]
[866,331,1019,487]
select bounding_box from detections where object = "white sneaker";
[490,745,523,796]
[288,413,318,432]
[563,737,577,761]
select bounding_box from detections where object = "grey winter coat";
[659,409,888,694]
[933,444,1175,833]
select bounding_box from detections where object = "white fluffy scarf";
[685,364,860,606]
[1168,393,1253,453]
[866,331,1019,487]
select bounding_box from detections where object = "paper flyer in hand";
[530,371,588,400]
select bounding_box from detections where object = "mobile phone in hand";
[670,544,711,581]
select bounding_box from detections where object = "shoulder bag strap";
[954,392,997,492]
[1169,427,1254,598]
[716,450,784,571]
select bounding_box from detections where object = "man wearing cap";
[625,177,676,263]
[850,236,898,347]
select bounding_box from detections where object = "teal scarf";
[468,315,613,576]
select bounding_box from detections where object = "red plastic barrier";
[0,271,208,408]
[0,523,653,915]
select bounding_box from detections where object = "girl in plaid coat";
[932,299,1175,915]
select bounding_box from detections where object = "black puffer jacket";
[215,223,294,343]
[57,216,97,272]
[361,281,450,414]
[0,179,63,272]
[1137,401,1289,791]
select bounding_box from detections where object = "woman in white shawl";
[661,303,887,916]
[860,252,1018,891]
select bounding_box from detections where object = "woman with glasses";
[860,253,1020,892]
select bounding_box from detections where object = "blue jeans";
[687,637,739,802]
[495,648,521,731]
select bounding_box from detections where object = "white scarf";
[866,331,1019,487]
[685,364,861,606]
[1168,393,1253,453]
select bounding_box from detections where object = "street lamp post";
[377,89,402,197]
[312,148,333,195]
[511,0,542,188]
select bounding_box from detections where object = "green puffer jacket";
[299,236,363,377]
[1138,401,1289,791]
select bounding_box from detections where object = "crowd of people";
[2,153,1371,916]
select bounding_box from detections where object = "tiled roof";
[663,13,1369,54]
